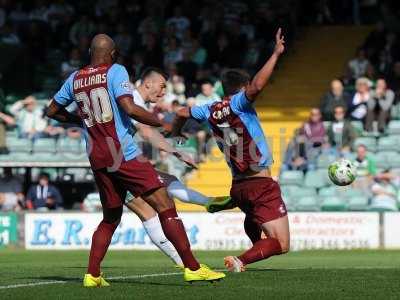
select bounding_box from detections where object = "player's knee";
[279,238,290,254]
[103,206,123,224]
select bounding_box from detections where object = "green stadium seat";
[354,137,377,152]
[5,94,20,104]
[281,185,317,198]
[296,196,320,211]
[317,154,336,169]
[6,137,32,153]
[323,121,331,130]
[391,103,400,120]
[58,137,86,153]
[321,196,347,211]
[304,169,329,189]
[373,151,389,169]
[318,186,337,197]
[348,196,369,211]
[8,152,32,162]
[351,121,364,135]
[0,154,13,162]
[6,129,18,138]
[30,153,58,162]
[279,170,304,185]
[387,120,400,135]
[377,136,399,152]
[341,188,363,199]
[32,138,57,153]
[369,199,398,212]
[63,168,90,182]
[31,167,58,181]
[282,195,296,211]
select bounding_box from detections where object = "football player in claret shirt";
[172,28,290,272]
[46,34,225,286]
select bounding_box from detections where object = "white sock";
[142,215,183,266]
[167,180,209,206]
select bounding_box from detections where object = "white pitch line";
[0,267,398,290]
[0,272,183,290]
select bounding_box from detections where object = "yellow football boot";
[83,273,110,287]
[184,264,226,283]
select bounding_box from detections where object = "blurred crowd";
[283,16,400,211]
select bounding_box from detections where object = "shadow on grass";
[19,276,80,282]
[17,276,207,288]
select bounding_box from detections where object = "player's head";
[200,80,214,97]
[356,144,367,160]
[140,67,169,103]
[333,105,346,121]
[89,34,116,64]
[38,172,50,186]
[330,79,343,96]
[221,69,250,96]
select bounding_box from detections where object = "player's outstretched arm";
[170,107,190,138]
[246,28,285,101]
[138,123,197,168]
[119,96,162,127]
[46,100,82,125]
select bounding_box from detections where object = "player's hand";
[174,151,198,169]
[274,28,285,55]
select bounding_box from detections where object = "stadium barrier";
[1,212,400,250]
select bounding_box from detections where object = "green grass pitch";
[0,249,399,299]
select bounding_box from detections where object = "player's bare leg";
[225,215,290,272]
[125,197,183,266]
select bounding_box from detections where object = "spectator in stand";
[61,48,81,80]
[366,78,395,132]
[0,168,23,211]
[182,98,208,161]
[370,171,398,211]
[10,96,47,140]
[69,14,95,46]
[348,48,370,81]
[349,77,373,123]
[163,37,183,67]
[327,105,357,154]
[282,129,309,172]
[164,75,186,104]
[352,144,376,196]
[26,172,63,211]
[195,80,221,106]
[191,39,207,67]
[300,108,327,162]
[166,6,190,40]
[320,79,350,121]
[0,105,15,154]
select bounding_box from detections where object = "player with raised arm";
[46,34,225,286]
[171,28,290,272]
[123,67,234,267]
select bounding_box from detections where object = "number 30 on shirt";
[75,87,113,127]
